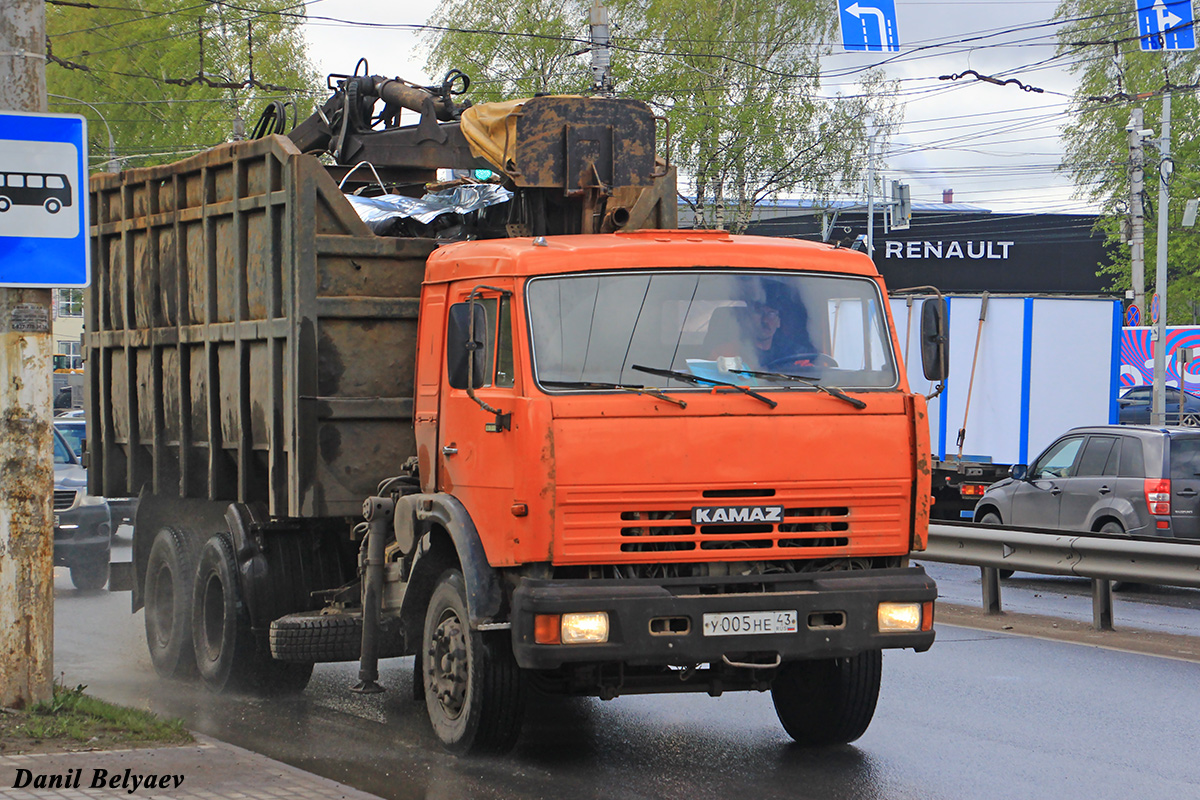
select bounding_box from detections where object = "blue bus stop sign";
[0,112,89,287]
[1136,0,1196,51]
[839,0,901,52]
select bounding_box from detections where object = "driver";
[704,283,822,370]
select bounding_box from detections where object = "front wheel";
[192,533,312,695]
[423,569,525,754]
[771,651,881,746]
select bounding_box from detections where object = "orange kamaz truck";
[90,73,947,754]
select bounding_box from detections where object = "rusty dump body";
[87,134,430,519]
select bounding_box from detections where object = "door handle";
[1050,487,1062,496]
[442,444,458,456]
[1178,489,1198,498]
[1098,486,1112,495]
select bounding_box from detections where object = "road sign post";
[0,0,59,709]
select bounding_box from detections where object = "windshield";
[527,271,897,389]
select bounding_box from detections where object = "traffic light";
[891,181,911,231]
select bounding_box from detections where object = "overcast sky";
[299,0,1099,214]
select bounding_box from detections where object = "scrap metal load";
[286,70,677,237]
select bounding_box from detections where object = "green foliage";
[46,0,323,170]
[422,0,898,233]
[1055,0,1200,322]
[17,682,190,745]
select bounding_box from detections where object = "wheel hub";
[428,610,468,719]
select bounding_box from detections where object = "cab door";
[1009,435,1086,528]
[437,285,521,556]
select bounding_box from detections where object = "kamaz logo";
[692,505,784,524]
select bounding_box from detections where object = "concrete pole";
[865,118,875,257]
[1129,108,1146,320]
[0,0,56,708]
[1151,92,1172,426]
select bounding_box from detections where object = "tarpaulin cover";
[345,184,513,231]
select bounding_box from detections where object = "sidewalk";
[0,734,385,800]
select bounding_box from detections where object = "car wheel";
[423,569,526,754]
[70,558,109,591]
[1183,414,1200,428]
[144,527,198,678]
[978,512,1015,578]
[771,650,882,746]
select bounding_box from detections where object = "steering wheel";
[764,352,838,371]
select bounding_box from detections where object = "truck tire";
[70,558,109,591]
[144,527,198,678]
[192,533,313,695]
[269,611,407,663]
[422,569,525,754]
[771,651,882,746]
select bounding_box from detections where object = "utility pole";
[865,118,876,256]
[1128,108,1147,321]
[0,0,56,708]
[1151,92,1172,426]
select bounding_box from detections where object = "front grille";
[620,506,849,552]
[558,483,908,564]
[53,490,77,511]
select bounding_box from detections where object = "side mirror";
[920,298,949,382]
[1010,464,1028,481]
[446,302,488,390]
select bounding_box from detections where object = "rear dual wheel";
[191,533,312,695]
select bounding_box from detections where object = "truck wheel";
[70,558,109,591]
[192,533,313,695]
[771,651,882,746]
[422,569,525,754]
[144,527,198,678]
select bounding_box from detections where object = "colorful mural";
[1121,326,1200,390]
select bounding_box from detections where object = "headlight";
[79,494,108,507]
[561,612,609,644]
[878,602,924,632]
[534,612,610,644]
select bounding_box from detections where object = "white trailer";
[890,293,1121,519]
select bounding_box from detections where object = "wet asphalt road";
[50,536,1200,800]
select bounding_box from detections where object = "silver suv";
[973,425,1200,539]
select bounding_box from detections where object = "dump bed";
[86,135,429,518]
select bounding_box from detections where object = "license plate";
[702,610,798,636]
[54,514,59,527]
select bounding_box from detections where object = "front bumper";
[510,566,936,670]
[53,503,112,568]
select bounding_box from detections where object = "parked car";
[53,427,112,590]
[53,416,137,527]
[973,425,1200,540]
[1117,385,1200,426]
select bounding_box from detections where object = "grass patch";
[0,683,192,754]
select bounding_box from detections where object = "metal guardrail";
[921,521,1200,630]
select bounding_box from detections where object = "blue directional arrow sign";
[0,112,89,287]
[839,0,900,52]
[1137,0,1196,51]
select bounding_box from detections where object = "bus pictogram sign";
[0,112,89,287]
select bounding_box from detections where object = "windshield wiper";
[540,379,687,408]
[730,368,867,409]
[630,365,778,409]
